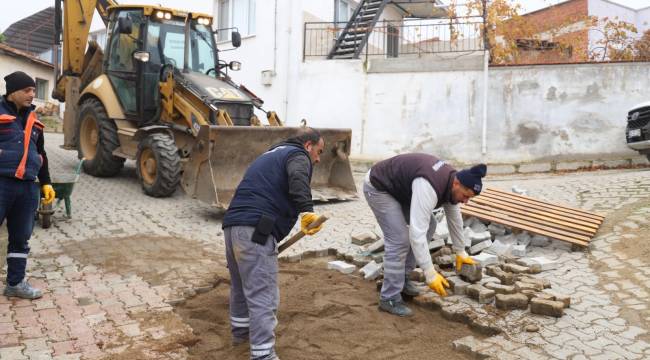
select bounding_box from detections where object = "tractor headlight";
[156,11,164,19]
[229,61,241,71]
[164,12,172,20]
[197,17,211,26]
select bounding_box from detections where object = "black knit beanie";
[456,164,487,195]
[4,71,36,96]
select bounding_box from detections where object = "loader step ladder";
[328,0,390,59]
[460,187,605,248]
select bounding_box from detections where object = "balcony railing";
[303,17,485,60]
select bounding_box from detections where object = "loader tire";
[136,133,181,197]
[77,98,125,177]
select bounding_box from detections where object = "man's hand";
[424,268,449,297]
[300,212,323,235]
[455,252,476,272]
[41,184,55,205]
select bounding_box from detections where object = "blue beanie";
[456,164,487,195]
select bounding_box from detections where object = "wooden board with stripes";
[460,187,604,248]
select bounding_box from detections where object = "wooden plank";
[479,191,603,226]
[278,216,329,254]
[485,187,605,220]
[470,197,599,233]
[484,188,604,222]
[461,207,590,247]
[465,202,595,237]
[460,205,591,243]
[482,189,604,224]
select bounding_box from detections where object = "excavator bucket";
[181,125,358,209]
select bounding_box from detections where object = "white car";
[626,101,650,161]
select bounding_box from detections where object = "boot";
[4,280,42,299]
[379,298,413,317]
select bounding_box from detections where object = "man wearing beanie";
[364,153,486,317]
[0,71,55,299]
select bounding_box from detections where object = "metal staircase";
[327,0,390,59]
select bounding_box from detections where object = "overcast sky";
[1,0,648,32]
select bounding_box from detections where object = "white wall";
[0,53,56,106]
[214,0,412,125]
[291,60,649,164]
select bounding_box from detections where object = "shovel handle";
[278,215,329,254]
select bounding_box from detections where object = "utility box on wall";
[261,70,275,86]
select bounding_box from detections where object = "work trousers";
[363,180,436,301]
[0,177,38,286]
[225,226,279,360]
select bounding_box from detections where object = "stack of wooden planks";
[460,187,604,248]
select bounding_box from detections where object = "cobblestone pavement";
[0,133,649,359]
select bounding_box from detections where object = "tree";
[634,29,650,61]
[588,17,638,61]
[0,33,5,43]
[445,0,640,64]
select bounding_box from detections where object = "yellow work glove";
[424,268,449,297]
[300,212,323,236]
[41,184,56,205]
[455,251,476,272]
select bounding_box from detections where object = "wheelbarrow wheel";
[41,213,52,229]
[136,133,181,197]
[77,98,125,177]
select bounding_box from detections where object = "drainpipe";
[283,0,293,120]
[482,49,489,155]
[481,0,489,155]
[273,0,278,75]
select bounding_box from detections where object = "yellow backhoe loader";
[53,0,357,208]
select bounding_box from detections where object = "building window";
[335,0,352,23]
[35,78,48,100]
[217,0,256,42]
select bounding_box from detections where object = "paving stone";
[433,255,454,267]
[530,298,564,317]
[428,238,445,251]
[542,290,571,308]
[472,252,498,266]
[485,265,515,285]
[488,223,506,237]
[502,263,530,274]
[327,260,356,274]
[530,235,551,247]
[359,261,382,281]
[469,239,492,255]
[459,263,482,283]
[0,346,26,360]
[447,276,471,296]
[365,239,384,254]
[452,335,489,356]
[484,282,516,295]
[517,276,551,289]
[496,293,529,310]
[511,244,527,257]
[350,231,378,246]
[466,284,495,304]
[519,289,539,301]
[485,238,514,256]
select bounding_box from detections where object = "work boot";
[379,298,413,317]
[4,280,42,299]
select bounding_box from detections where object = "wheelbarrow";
[38,159,84,229]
